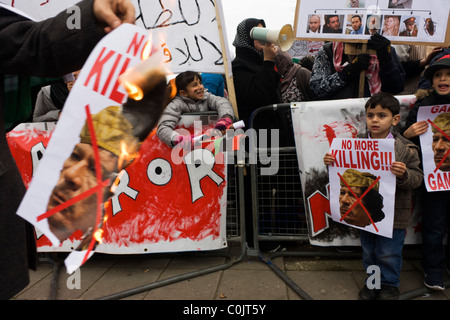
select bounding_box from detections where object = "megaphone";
[250,24,295,51]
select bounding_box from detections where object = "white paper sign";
[417,105,450,192]
[327,138,396,238]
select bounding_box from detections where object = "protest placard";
[327,138,396,238]
[417,105,450,192]
[294,0,450,45]
[291,95,422,245]
[7,121,228,252]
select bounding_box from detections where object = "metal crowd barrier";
[252,146,308,243]
[247,104,309,251]
[247,104,315,299]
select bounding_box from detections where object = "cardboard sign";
[294,0,450,45]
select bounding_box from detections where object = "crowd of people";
[1,1,449,301]
[229,16,449,300]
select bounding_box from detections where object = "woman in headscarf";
[231,18,294,147]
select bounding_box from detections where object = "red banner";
[7,122,228,253]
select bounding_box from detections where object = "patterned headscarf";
[232,18,266,59]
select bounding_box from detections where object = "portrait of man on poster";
[431,112,450,172]
[323,14,343,34]
[307,14,321,33]
[46,106,139,243]
[399,16,418,37]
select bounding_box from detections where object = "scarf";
[332,42,382,95]
[275,51,300,92]
[233,18,266,60]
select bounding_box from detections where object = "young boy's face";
[180,76,204,101]
[365,104,400,138]
[432,67,450,96]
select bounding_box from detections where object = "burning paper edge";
[65,250,95,274]
[118,45,168,101]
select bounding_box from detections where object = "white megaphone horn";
[250,24,295,52]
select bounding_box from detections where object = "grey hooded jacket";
[157,91,234,147]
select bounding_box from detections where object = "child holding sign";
[403,54,450,291]
[324,92,423,299]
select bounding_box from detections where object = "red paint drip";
[323,125,336,146]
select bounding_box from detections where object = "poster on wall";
[294,0,450,45]
[327,138,396,238]
[0,0,231,74]
[290,95,422,246]
[417,105,450,192]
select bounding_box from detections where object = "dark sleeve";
[378,47,406,94]
[295,67,315,101]
[0,0,105,77]
[232,59,281,114]
[402,102,421,146]
[401,59,424,78]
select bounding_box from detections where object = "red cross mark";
[337,172,381,232]
[427,119,450,173]
[37,105,109,265]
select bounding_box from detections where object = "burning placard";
[17,24,169,273]
[327,138,396,238]
[417,105,450,191]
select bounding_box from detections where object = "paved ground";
[12,242,450,303]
